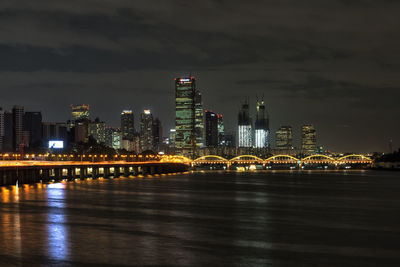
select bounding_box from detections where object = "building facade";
[89,119,106,144]
[12,105,24,151]
[121,110,135,141]
[238,102,252,147]
[301,124,316,155]
[276,126,292,149]
[23,111,42,147]
[205,111,219,147]
[140,110,154,151]
[175,77,196,157]
[254,99,270,148]
[194,90,204,148]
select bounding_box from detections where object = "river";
[1,170,400,266]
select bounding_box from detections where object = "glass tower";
[121,110,135,140]
[175,77,196,157]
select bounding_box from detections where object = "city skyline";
[1,1,399,153]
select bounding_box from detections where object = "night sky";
[1,0,399,153]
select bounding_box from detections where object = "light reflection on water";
[0,171,399,266]
[46,183,68,261]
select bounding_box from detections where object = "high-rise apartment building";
[121,110,135,140]
[301,124,316,154]
[175,77,196,157]
[140,110,154,151]
[0,108,4,151]
[205,111,218,147]
[276,126,292,149]
[105,127,121,150]
[238,101,252,147]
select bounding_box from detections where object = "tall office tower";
[301,124,317,155]
[105,127,121,150]
[194,90,204,148]
[88,118,106,143]
[175,77,196,157]
[140,110,154,151]
[217,114,224,145]
[254,98,270,148]
[71,104,90,121]
[0,108,4,151]
[205,111,219,147]
[23,111,42,147]
[121,110,135,140]
[12,105,24,151]
[152,118,162,151]
[169,129,176,147]
[238,101,252,147]
[276,126,293,149]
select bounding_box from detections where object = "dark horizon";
[1,1,399,153]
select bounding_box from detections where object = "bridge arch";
[337,154,372,162]
[264,155,299,162]
[229,155,264,162]
[193,155,228,163]
[301,154,336,162]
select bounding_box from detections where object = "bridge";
[0,161,189,187]
[166,154,373,170]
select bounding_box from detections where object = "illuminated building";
[205,111,218,147]
[140,109,154,151]
[217,114,224,145]
[12,105,24,151]
[276,126,292,149]
[175,77,196,157]
[89,118,106,143]
[194,90,204,148]
[254,98,270,148]
[74,120,88,143]
[121,110,135,140]
[42,122,68,145]
[71,104,89,121]
[238,101,252,147]
[301,124,316,155]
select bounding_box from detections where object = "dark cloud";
[0,0,399,152]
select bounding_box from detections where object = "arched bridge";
[165,154,372,169]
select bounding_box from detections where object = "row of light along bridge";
[162,154,373,169]
[0,154,372,187]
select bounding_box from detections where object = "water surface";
[1,170,400,266]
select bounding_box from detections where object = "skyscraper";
[254,98,270,148]
[238,101,252,147]
[71,104,89,121]
[12,105,24,151]
[205,111,218,147]
[121,110,135,140]
[276,126,292,149]
[194,90,204,148]
[140,109,154,151]
[175,77,196,157]
[301,124,317,154]
[217,114,224,145]
[152,118,162,151]
[23,111,42,147]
